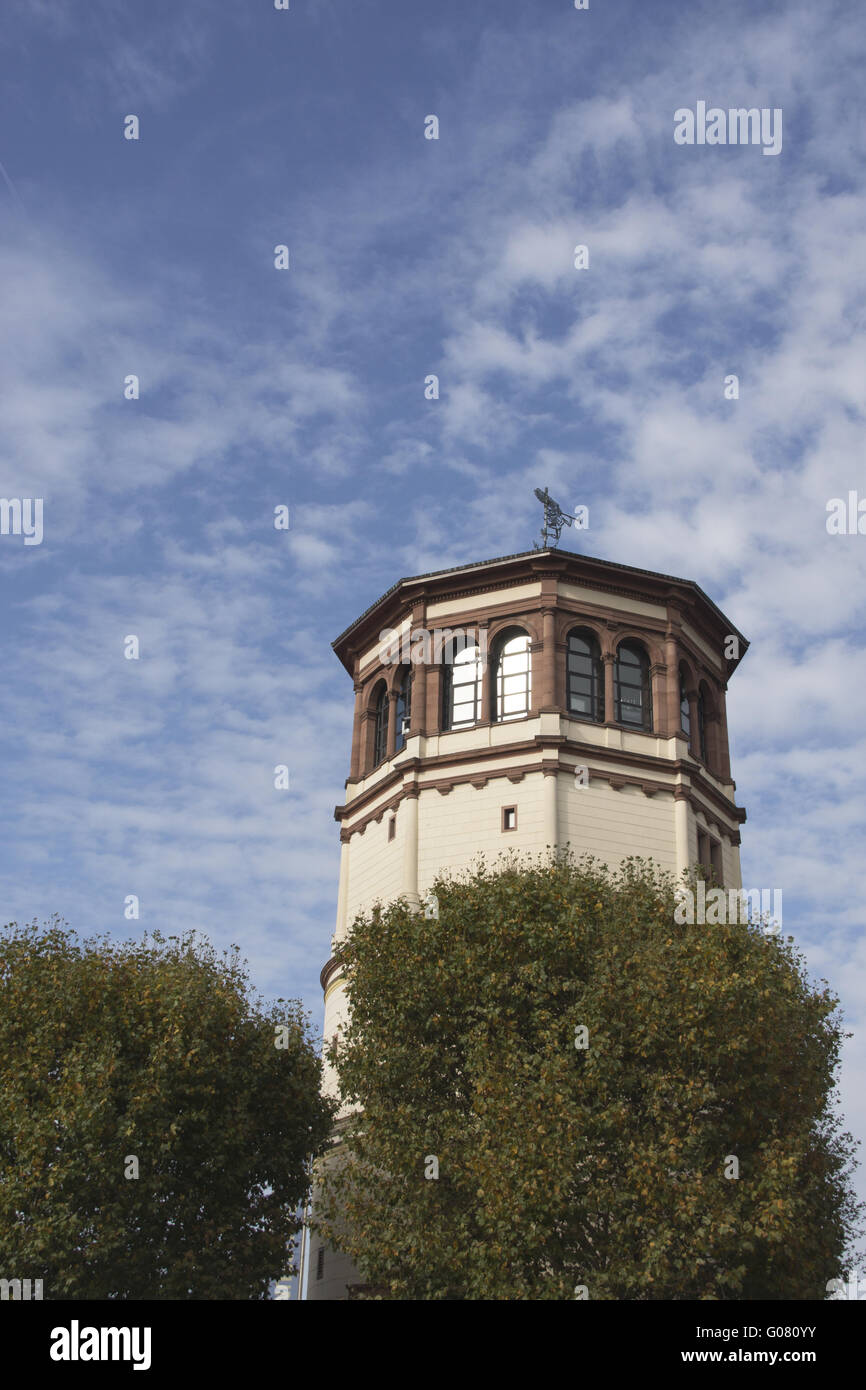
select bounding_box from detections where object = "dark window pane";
[615,644,651,730]
[373,687,389,765]
[567,630,602,724]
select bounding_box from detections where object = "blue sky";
[2,0,865,1220]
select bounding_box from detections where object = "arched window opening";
[680,668,691,738]
[372,683,389,766]
[442,641,483,731]
[394,668,412,752]
[567,629,603,723]
[615,642,652,731]
[492,629,531,723]
[697,684,709,763]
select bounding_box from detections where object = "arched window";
[615,642,652,730]
[442,641,483,730]
[492,628,531,723]
[566,628,603,723]
[697,684,708,763]
[372,682,389,766]
[680,667,691,738]
[394,668,412,752]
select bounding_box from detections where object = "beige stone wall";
[340,766,697,933]
[417,773,548,889]
[426,581,542,621]
[337,737,742,936]
[680,617,725,675]
[342,813,405,928]
[321,977,348,1101]
[559,778,679,876]
[558,580,667,621]
[724,837,743,889]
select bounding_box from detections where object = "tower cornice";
[333,732,746,836]
[331,548,748,678]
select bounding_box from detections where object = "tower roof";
[332,548,748,676]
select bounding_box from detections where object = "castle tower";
[303,548,747,1299]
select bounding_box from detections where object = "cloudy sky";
[1,1,864,1213]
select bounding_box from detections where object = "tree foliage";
[317,853,861,1299]
[0,917,335,1299]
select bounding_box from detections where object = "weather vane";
[533,487,576,549]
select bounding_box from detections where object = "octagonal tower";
[303,547,748,1299]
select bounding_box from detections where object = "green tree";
[316,853,862,1299]
[0,917,335,1299]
